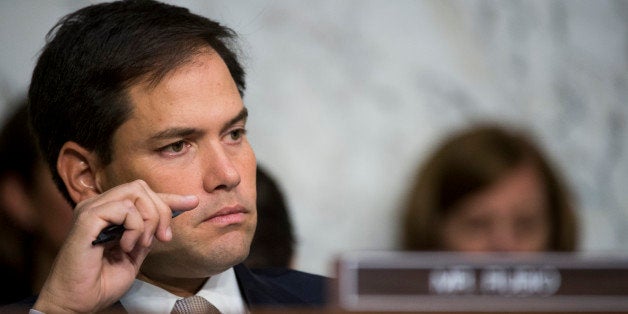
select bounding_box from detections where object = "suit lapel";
[233,263,303,306]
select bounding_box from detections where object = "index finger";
[158,193,199,212]
[155,193,199,240]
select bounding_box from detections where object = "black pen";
[92,210,184,245]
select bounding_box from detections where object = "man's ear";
[57,141,103,204]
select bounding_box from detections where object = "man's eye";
[160,140,188,154]
[170,141,185,152]
[229,129,246,141]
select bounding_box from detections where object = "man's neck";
[137,272,209,297]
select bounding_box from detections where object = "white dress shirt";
[120,267,248,314]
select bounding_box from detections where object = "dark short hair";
[401,124,578,251]
[28,0,246,204]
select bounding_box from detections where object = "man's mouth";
[204,205,248,225]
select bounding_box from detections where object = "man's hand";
[33,180,198,313]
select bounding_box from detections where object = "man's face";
[97,51,257,280]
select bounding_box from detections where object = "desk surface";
[251,308,628,314]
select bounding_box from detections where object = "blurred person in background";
[0,99,73,304]
[400,124,578,252]
[245,164,296,269]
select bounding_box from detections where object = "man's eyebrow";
[148,107,248,141]
[149,127,200,141]
[220,107,248,134]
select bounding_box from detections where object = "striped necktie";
[171,295,221,314]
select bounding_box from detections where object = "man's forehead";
[125,52,237,105]
[116,55,244,143]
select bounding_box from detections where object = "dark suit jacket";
[234,264,327,307]
[1,263,329,313]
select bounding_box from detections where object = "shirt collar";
[120,267,247,314]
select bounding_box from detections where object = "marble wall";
[1,0,627,276]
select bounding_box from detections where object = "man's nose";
[201,144,241,192]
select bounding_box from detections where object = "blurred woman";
[0,101,73,304]
[400,124,578,252]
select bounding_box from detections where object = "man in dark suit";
[16,0,327,312]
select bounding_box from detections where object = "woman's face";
[438,162,551,252]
